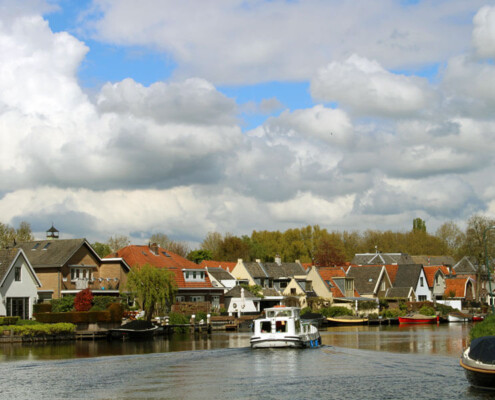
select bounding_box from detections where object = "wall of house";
[306,267,333,301]
[432,273,446,299]
[0,257,39,318]
[99,261,128,292]
[282,279,307,308]
[225,296,259,315]
[415,270,432,301]
[34,268,60,299]
[231,261,256,286]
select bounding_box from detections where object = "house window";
[381,281,386,291]
[420,277,424,287]
[418,295,427,301]
[191,296,204,302]
[176,296,185,302]
[280,281,287,289]
[345,280,352,291]
[183,270,205,282]
[290,288,296,295]
[43,243,50,250]
[14,267,21,282]
[6,297,29,319]
[71,268,92,281]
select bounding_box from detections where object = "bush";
[168,312,189,333]
[107,303,124,322]
[380,309,405,318]
[300,307,312,316]
[51,296,75,312]
[2,323,75,337]
[435,303,455,317]
[358,301,378,311]
[196,311,208,322]
[470,315,495,341]
[320,306,353,318]
[0,316,19,325]
[91,296,117,311]
[74,289,93,312]
[418,305,436,316]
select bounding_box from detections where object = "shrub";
[435,303,454,317]
[419,305,436,316]
[91,296,116,311]
[107,303,124,322]
[74,289,94,312]
[2,323,75,337]
[51,296,75,312]
[320,306,353,318]
[300,307,312,316]
[0,316,19,325]
[380,309,405,318]
[169,312,189,333]
[358,301,378,311]
[470,315,495,341]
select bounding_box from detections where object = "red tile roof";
[108,245,214,289]
[444,278,471,298]
[423,266,453,288]
[317,267,359,297]
[200,260,237,272]
[384,265,399,284]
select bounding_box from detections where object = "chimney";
[275,255,281,265]
[150,242,159,256]
[256,259,261,263]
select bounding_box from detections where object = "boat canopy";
[265,307,299,318]
[469,336,495,364]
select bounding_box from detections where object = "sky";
[1,0,495,246]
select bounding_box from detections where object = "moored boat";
[108,320,160,340]
[448,312,471,323]
[460,336,495,390]
[326,316,368,326]
[250,306,321,349]
[472,315,485,322]
[398,314,439,324]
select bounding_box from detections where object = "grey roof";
[453,256,478,274]
[351,253,414,265]
[261,262,306,279]
[346,266,384,295]
[206,267,235,281]
[393,264,423,288]
[262,288,281,297]
[0,248,18,282]
[17,239,94,268]
[244,262,268,278]
[224,286,259,298]
[332,277,346,296]
[410,255,456,266]
[385,287,414,299]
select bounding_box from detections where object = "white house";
[0,248,42,319]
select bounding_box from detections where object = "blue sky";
[1,0,495,245]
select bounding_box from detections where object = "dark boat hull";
[460,359,495,390]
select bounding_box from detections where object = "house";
[204,267,237,292]
[0,248,41,319]
[111,243,224,310]
[18,237,130,301]
[223,286,261,316]
[346,265,392,299]
[444,277,475,301]
[281,274,315,308]
[231,258,306,292]
[390,264,430,302]
[306,266,362,310]
[384,286,416,302]
[423,265,454,301]
[351,252,415,265]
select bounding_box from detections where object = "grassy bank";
[469,314,495,341]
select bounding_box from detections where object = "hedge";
[34,303,123,324]
[0,316,20,325]
[2,323,75,337]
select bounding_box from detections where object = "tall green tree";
[92,242,113,258]
[201,232,223,259]
[126,264,177,322]
[413,218,427,233]
[435,221,465,257]
[187,249,212,264]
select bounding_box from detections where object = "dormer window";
[183,270,205,282]
[32,243,40,250]
[14,267,21,281]
[43,243,51,250]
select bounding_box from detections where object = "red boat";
[472,315,485,322]
[398,314,439,324]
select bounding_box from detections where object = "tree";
[92,242,113,258]
[201,231,223,259]
[107,235,130,252]
[149,233,190,257]
[0,221,33,249]
[187,249,212,264]
[126,264,177,321]
[216,234,250,262]
[413,218,426,233]
[314,235,346,267]
[435,221,465,257]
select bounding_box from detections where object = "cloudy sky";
[1,0,495,245]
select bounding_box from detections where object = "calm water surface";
[0,324,492,400]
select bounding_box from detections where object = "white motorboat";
[250,306,321,349]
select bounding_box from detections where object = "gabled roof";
[444,277,474,298]
[110,245,214,289]
[200,260,237,272]
[224,286,259,298]
[206,267,235,281]
[243,262,268,278]
[17,239,97,268]
[351,253,414,265]
[453,256,478,274]
[0,248,41,287]
[410,255,456,266]
[393,264,423,288]
[423,266,452,288]
[384,265,399,284]
[347,265,387,295]
[260,262,306,279]
[385,286,414,299]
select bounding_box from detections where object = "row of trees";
[1,215,494,267]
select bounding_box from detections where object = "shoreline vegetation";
[469,314,495,341]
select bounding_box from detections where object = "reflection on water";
[0,323,472,361]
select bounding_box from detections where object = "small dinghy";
[398,314,439,324]
[250,306,321,349]
[460,336,495,390]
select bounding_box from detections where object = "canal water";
[0,324,491,399]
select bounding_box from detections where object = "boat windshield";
[266,309,293,318]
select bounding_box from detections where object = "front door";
[6,297,29,319]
